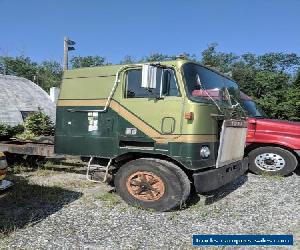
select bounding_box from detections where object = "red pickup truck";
[241,92,300,176]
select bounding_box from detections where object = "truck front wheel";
[248,146,298,176]
[114,158,190,212]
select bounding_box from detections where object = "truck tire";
[114,158,190,212]
[248,146,298,176]
[153,159,191,208]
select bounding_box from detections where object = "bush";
[15,130,36,141]
[11,124,25,135]
[0,124,24,140]
[23,112,54,136]
[0,112,55,141]
[0,124,11,139]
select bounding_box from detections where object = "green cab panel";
[55,106,119,157]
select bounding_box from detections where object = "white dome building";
[0,74,56,126]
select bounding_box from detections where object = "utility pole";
[63,36,76,70]
[63,36,68,70]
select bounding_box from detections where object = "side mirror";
[141,64,157,89]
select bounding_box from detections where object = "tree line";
[0,44,299,121]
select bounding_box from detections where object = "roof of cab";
[63,64,122,79]
[63,59,190,79]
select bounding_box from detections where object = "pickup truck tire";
[114,158,190,212]
[248,147,298,176]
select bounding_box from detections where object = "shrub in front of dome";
[0,124,24,140]
[23,111,55,136]
[1,112,54,141]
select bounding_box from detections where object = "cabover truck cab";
[56,59,248,211]
[241,92,300,176]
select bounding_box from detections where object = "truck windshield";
[183,63,240,106]
[242,99,267,118]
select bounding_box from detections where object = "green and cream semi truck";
[56,59,248,211]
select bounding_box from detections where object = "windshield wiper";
[196,74,223,113]
[224,88,247,118]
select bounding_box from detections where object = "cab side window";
[124,69,148,98]
[161,69,179,96]
[124,68,179,98]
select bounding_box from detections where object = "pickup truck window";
[242,100,266,118]
[124,68,179,98]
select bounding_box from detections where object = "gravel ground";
[0,164,299,250]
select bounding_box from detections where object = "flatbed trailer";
[0,139,55,190]
[0,140,54,157]
[0,139,110,188]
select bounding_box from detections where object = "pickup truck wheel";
[248,147,298,176]
[114,158,189,212]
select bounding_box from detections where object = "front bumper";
[193,157,249,193]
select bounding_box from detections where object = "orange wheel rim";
[126,171,165,201]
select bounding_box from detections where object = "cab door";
[118,66,183,144]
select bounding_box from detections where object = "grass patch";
[35,168,55,177]
[42,161,56,170]
[96,192,121,207]
[168,212,180,221]
[34,161,64,177]
[57,180,97,189]
[211,207,222,217]
[9,161,56,176]
[10,164,32,174]
[261,172,284,181]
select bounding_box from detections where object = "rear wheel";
[114,158,190,211]
[248,146,298,176]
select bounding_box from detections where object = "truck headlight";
[200,146,210,158]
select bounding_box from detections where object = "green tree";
[139,53,173,62]
[0,56,62,92]
[139,52,195,63]
[36,60,63,91]
[258,53,300,72]
[281,71,300,120]
[0,56,38,81]
[70,56,109,68]
[0,59,4,74]
[201,43,238,73]
[120,55,136,64]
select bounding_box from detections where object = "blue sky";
[0,0,299,64]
